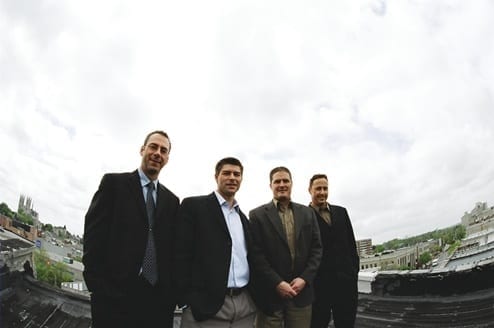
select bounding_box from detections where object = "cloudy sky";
[1,0,493,243]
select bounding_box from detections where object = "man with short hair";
[308,174,359,328]
[83,130,179,328]
[249,166,322,328]
[175,157,257,327]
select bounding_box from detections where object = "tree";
[0,202,15,218]
[377,224,466,251]
[33,250,73,287]
[419,252,432,266]
[43,223,54,232]
[374,245,385,253]
[16,209,34,225]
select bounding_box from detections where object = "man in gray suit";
[249,166,322,328]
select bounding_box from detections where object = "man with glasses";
[83,130,179,328]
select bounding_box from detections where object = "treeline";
[0,202,34,225]
[375,224,466,252]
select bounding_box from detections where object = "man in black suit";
[249,166,322,327]
[175,157,257,327]
[308,174,359,328]
[83,130,179,328]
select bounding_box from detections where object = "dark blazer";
[312,204,359,294]
[83,170,179,299]
[249,201,322,314]
[174,192,253,321]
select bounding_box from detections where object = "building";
[356,238,373,257]
[2,256,494,327]
[360,240,438,271]
[0,227,36,273]
[461,202,494,236]
[18,194,40,228]
[0,213,39,242]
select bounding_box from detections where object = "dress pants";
[255,301,312,328]
[310,278,358,328]
[181,290,256,328]
[90,276,175,328]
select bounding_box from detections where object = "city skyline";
[0,194,483,245]
[1,1,494,243]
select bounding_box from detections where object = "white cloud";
[1,0,493,244]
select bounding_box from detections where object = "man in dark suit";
[308,174,359,328]
[249,166,322,328]
[175,157,257,327]
[83,130,179,328]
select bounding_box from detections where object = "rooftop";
[2,266,494,328]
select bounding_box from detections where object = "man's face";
[309,178,329,207]
[270,171,292,202]
[216,164,242,198]
[140,133,170,179]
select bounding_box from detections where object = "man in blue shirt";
[175,157,257,327]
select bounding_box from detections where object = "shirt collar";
[137,168,158,189]
[214,191,239,211]
[310,202,330,211]
[273,199,292,211]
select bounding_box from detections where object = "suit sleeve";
[82,174,114,293]
[174,198,196,306]
[343,207,360,273]
[248,209,284,289]
[299,209,323,284]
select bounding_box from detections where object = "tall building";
[356,238,373,257]
[17,194,40,228]
[461,202,494,236]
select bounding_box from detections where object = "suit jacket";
[83,170,179,299]
[249,201,322,314]
[174,192,254,321]
[312,204,359,296]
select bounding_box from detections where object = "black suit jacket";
[249,201,322,314]
[83,171,179,299]
[174,192,253,321]
[312,204,359,295]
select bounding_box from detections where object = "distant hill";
[375,224,466,252]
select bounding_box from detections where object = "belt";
[225,287,245,297]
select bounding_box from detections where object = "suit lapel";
[292,203,304,241]
[128,171,148,225]
[207,193,230,236]
[266,203,288,245]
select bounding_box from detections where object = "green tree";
[419,252,432,266]
[377,224,466,251]
[43,223,54,232]
[374,245,385,253]
[17,209,34,225]
[0,202,15,218]
[34,250,73,287]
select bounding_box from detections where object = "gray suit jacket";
[249,201,322,314]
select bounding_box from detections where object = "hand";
[276,281,297,299]
[289,277,306,294]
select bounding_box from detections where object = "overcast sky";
[1,0,493,244]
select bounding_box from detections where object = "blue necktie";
[142,182,158,285]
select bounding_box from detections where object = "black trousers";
[310,279,358,328]
[90,277,175,328]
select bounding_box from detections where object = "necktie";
[142,182,158,285]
